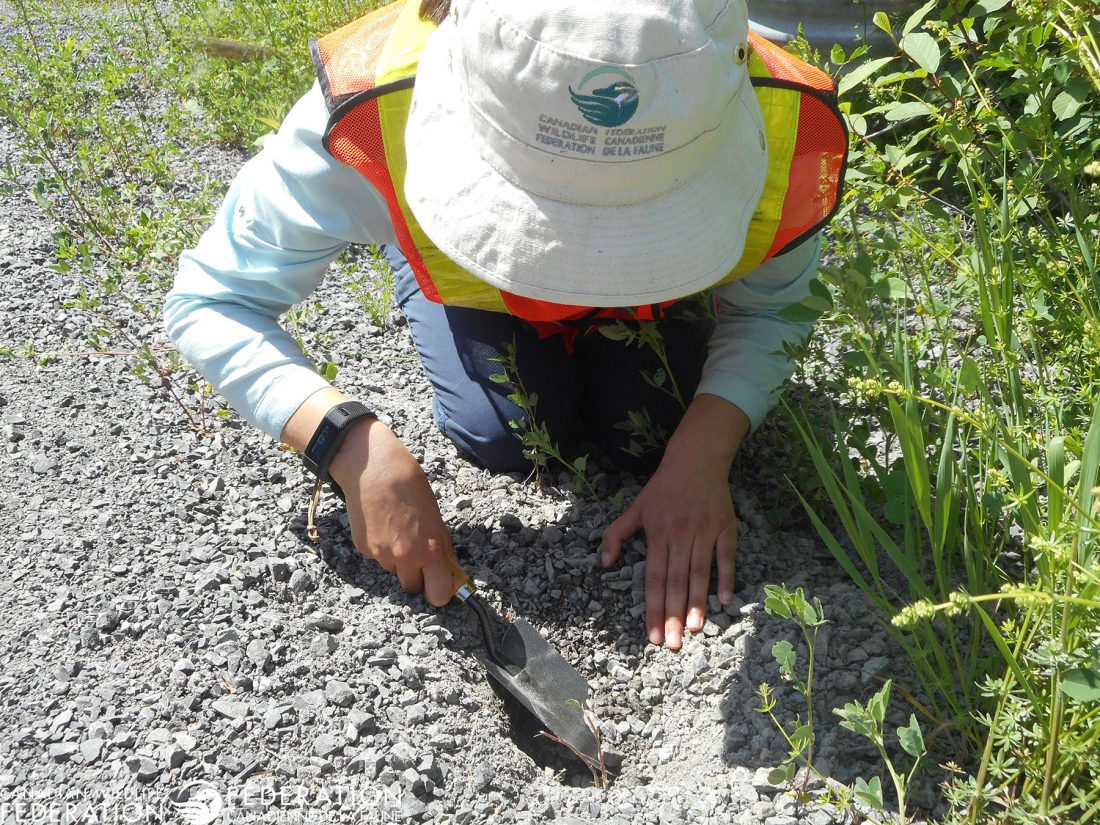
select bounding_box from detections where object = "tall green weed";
[787,0,1100,819]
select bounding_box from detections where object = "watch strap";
[302,401,376,485]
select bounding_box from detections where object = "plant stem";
[1040,534,1079,815]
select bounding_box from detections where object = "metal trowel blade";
[477,618,599,762]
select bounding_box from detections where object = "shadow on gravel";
[285,504,613,785]
[278,410,923,803]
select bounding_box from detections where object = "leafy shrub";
[786,0,1100,819]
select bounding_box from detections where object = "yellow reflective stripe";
[376,2,509,311]
[718,81,800,282]
[375,0,433,84]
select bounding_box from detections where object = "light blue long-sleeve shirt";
[164,82,819,442]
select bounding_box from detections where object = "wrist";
[664,394,749,476]
[328,415,379,487]
[302,401,376,485]
[281,387,350,452]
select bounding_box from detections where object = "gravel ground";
[0,5,939,824]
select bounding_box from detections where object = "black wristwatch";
[302,401,376,486]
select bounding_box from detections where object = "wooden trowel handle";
[446,556,476,603]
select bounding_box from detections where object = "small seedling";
[833,679,926,824]
[490,340,595,497]
[598,320,686,411]
[755,583,829,795]
[614,406,669,461]
[344,244,396,327]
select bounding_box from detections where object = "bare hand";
[329,418,456,606]
[600,394,747,649]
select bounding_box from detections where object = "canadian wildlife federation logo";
[168,781,224,824]
[569,67,639,127]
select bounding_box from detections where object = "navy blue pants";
[388,247,715,475]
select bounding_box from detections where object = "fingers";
[644,541,668,647]
[716,523,737,605]
[421,539,458,608]
[652,531,722,650]
[686,537,713,633]
[601,503,642,568]
[394,558,425,597]
[662,540,697,651]
[662,551,688,651]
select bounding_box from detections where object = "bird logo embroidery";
[569,67,640,128]
[168,781,224,825]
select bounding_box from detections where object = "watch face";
[311,425,339,460]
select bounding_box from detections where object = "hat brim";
[404,25,768,308]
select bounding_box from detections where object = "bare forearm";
[663,392,751,477]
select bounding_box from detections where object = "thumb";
[601,502,643,568]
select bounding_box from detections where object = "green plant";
[834,679,927,824]
[782,0,1100,818]
[344,244,396,327]
[490,340,595,497]
[755,584,830,795]
[598,320,687,411]
[167,0,372,147]
[0,0,225,429]
[613,406,670,462]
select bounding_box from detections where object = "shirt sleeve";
[163,82,396,440]
[695,232,822,431]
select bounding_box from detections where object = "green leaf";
[869,679,893,724]
[884,495,910,525]
[767,763,795,786]
[897,714,926,758]
[778,302,825,323]
[1062,666,1100,702]
[1077,398,1100,566]
[1052,80,1091,121]
[883,101,929,122]
[833,702,876,740]
[573,454,587,474]
[838,56,896,97]
[901,0,938,35]
[598,324,632,342]
[873,277,908,300]
[488,373,510,384]
[801,293,832,312]
[841,350,871,368]
[957,356,982,395]
[900,31,940,74]
[790,723,814,751]
[772,639,797,675]
[763,584,792,618]
[854,776,884,810]
[971,0,1009,13]
[872,11,892,36]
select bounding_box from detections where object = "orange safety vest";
[310,0,848,329]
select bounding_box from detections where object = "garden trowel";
[447,557,599,762]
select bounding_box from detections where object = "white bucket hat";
[404,0,768,307]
